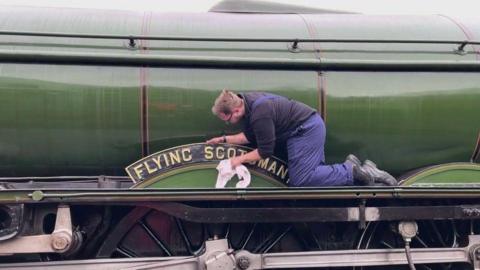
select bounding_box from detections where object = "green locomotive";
[0,2,479,269]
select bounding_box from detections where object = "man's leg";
[287,114,353,187]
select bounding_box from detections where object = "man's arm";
[206,132,250,145]
[230,149,262,168]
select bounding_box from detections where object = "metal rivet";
[237,256,250,270]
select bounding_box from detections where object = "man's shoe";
[364,159,377,168]
[352,165,374,186]
[363,161,397,186]
[346,154,361,168]
[346,154,374,186]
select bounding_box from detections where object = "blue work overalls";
[251,94,353,187]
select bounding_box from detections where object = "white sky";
[0,0,478,17]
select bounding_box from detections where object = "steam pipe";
[404,239,416,270]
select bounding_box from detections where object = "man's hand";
[206,136,224,144]
[230,149,262,168]
[230,156,244,168]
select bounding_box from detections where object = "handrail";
[0,49,480,72]
[0,186,478,203]
[0,30,479,53]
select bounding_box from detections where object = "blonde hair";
[211,89,243,116]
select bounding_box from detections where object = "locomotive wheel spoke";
[253,224,292,254]
[430,220,447,247]
[415,234,429,248]
[379,240,395,249]
[98,207,310,260]
[139,220,173,256]
[116,246,137,258]
[174,218,197,255]
[262,225,292,253]
[237,223,257,250]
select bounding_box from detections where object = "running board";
[2,236,480,269]
[0,257,195,270]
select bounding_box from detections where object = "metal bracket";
[454,41,468,55]
[119,239,235,270]
[287,39,301,53]
[124,37,139,50]
[358,199,366,229]
[471,246,480,270]
[128,37,137,48]
[0,205,74,255]
[468,236,480,270]
[203,239,236,270]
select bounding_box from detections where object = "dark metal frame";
[138,202,480,223]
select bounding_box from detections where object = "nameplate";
[125,143,289,184]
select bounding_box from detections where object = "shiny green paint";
[301,15,478,61]
[0,7,143,54]
[0,74,141,176]
[0,6,144,176]
[0,68,318,177]
[302,15,480,176]
[325,72,480,176]
[147,69,319,153]
[400,163,480,186]
[0,6,479,182]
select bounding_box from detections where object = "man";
[207,90,397,187]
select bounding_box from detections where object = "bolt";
[31,190,44,201]
[52,236,68,250]
[51,232,71,251]
[237,256,250,270]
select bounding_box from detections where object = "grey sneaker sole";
[362,163,397,186]
[363,159,398,186]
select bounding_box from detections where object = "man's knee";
[288,171,314,187]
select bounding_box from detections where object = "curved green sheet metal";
[400,163,480,187]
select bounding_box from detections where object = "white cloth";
[215,160,251,188]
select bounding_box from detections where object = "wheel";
[355,220,472,270]
[96,206,321,258]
